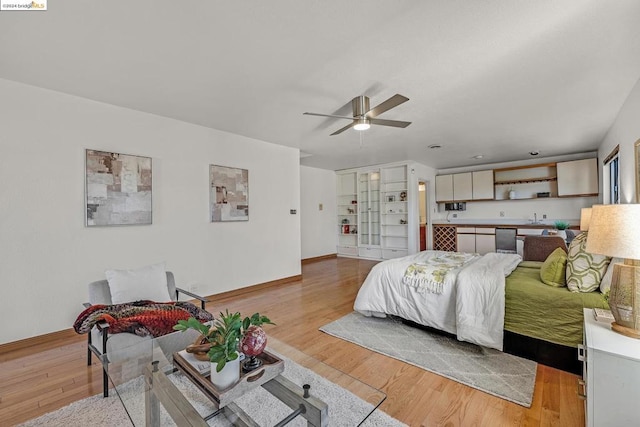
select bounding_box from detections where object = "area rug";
[320,312,537,407]
[18,350,405,427]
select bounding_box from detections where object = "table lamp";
[586,204,640,338]
[579,207,592,231]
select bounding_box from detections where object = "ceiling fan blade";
[369,118,412,128]
[366,94,409,118]
[303,112,356,121]
[330,121,356,136]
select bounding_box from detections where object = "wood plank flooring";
[0,257,584,426]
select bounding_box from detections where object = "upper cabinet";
[435,170,492,202]
[453,172,472,200]
[435,174,454,202]
[557,158,598,197]
[472,170,495,200]
[436,158,598,203]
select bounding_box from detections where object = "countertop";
[431,220,579,229]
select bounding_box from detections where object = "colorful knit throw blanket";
[402,252,479,294]
[73,300,213,338]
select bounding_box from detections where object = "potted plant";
[174,310,273,390]
[554,220,570,240]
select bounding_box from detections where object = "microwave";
[444,202,466,211]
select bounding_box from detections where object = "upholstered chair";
[84,271,207,397]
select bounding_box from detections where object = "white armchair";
[84,270,208,397]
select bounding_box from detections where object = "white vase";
[556,230,567,240]
[210,355,240,390]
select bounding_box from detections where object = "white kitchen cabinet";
[437,171,492,202]
[456,227,495,254]
[472,170,495,200]
[475,228,496,254]
[453,172,473,201]
[435,174,454,202]
[456,228,476,253]
[557,158,599,196]
[580,308,640,427]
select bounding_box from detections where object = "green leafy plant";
[174,310,273,372]
[554,220,570,230]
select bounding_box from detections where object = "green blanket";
[505,262,608,347]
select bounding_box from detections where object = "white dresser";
[579,308,640,427]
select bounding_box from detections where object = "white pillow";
[599,257,623,294]
[105,262,170,304]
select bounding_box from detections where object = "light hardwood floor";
[0,257,584,426]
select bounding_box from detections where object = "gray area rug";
[18,350,405,427]
[320,312,537,407]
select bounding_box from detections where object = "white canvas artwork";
[85,150,152,226]
[210,164,249,222]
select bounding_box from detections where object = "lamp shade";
[579,207,592,231]
[585,204,640,259]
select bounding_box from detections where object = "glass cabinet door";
[359,171,380,246]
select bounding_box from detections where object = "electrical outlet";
[319,203,323,211]
[499,211,505,217]
[543,214,547,219]
[452,213,457,218]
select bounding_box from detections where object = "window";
[603,145,620,204]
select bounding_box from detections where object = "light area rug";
[320,312,537,408]
[18,351,405,427]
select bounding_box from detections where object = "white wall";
[0,79,301,344]
[300,166,336,259]
[598,75,640,203]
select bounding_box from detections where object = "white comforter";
[353,251,522,350]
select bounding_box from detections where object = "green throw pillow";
[566,232,611,293]
[540,247,567,287]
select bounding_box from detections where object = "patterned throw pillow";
[540,247,567,287]
[599,257,623,294]
[566,232,611,293]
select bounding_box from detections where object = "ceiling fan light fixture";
[354,118,370,131]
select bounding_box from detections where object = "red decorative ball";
[240,325,267,356]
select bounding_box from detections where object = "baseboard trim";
[0,328,79,355]
[301,253,337,265]
[1,274,304,354]
[208,274,303,302]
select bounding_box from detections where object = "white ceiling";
[2,1,640,171]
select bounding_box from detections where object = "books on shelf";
[593,308,614,322]
[177,349,210,375]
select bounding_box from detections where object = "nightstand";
[579,308,640,426]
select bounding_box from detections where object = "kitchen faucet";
[530,213,541,224]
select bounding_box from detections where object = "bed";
[353,250,522,350]
[353,236,610,372]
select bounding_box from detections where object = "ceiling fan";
[304,94,411,136]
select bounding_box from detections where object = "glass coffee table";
[101,331,386,426]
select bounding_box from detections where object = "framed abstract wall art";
[85,149,152,226]
[210,164,249,222]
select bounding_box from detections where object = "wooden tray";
[173,350,285,408]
